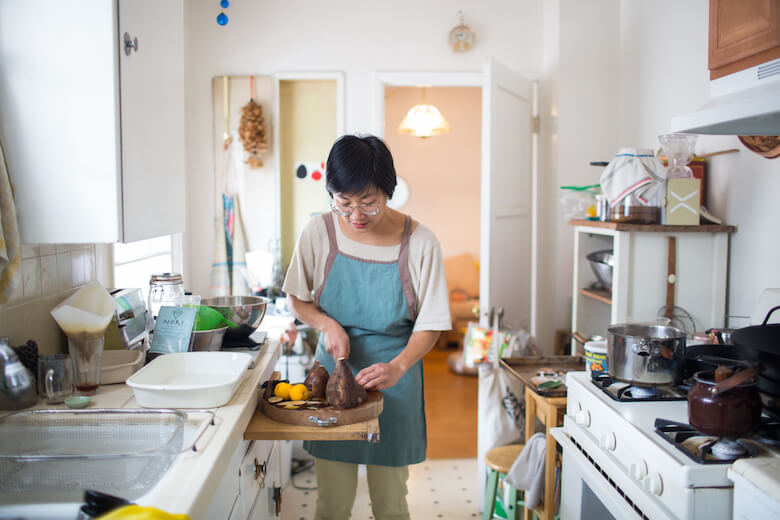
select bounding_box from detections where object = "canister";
[148,273,184,322]
[584,336,608,375]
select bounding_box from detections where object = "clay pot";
[688,369,762,438]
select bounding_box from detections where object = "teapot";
[0,337,37,410]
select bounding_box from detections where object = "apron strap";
[315,212,341,307]
[398,215,418,323]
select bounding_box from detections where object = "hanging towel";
[210,137,252,296]
[600,148,665,206]
[504,432,547,509]
[0,140,21,303]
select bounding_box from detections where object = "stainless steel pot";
[606,323,686,386]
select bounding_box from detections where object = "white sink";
[0,412,216,519]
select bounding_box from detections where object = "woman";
[282,134,451,519]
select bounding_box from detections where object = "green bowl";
[64,396,91,409]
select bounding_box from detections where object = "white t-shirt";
[282,213,452,333]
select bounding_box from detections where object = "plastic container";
[584,337,608,375]
[100,349,145,384]
[126,351,252,408]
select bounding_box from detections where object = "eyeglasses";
[329,199,382,216]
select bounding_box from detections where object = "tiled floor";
[281,458,481,520]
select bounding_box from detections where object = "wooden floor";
[423,348,478,459]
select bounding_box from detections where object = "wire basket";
[0,409,185,498]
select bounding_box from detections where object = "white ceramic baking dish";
[126,351,253,408]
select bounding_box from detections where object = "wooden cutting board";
[259,391,383,427]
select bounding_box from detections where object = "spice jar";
[147,273,184,322]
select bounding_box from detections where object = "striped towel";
[0,140,21,303]
[600,148,665,206]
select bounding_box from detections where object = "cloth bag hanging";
[476,313,527,512]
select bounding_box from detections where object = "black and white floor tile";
[281,458,481,520]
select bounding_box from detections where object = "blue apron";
[303,213,426,467]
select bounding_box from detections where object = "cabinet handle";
[254,458,267,489]
[124,32,139,55]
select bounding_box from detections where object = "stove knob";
[630,459,648,480]
[574,409,591,427]
[643,472,663,496]
[599,432,616,451]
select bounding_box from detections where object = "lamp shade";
[397,103,451,138]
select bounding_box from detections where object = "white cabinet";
[570,220,734,353]
[205,438,286,520]
[0,0,185,243]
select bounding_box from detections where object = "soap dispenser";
[0,337,37,410]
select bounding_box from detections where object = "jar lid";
[149,272,182,284]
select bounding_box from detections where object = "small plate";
[64,396,91,409]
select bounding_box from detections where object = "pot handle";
[632,339,652,357]
[709,364,764,396]
[761,305,780,326]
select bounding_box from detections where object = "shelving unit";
[569,220,735,354]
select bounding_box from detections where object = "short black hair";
[325,134,397,198]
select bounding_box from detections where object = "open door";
[479,58,535,332]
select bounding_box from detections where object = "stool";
[483,444,527,520]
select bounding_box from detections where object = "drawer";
[244,371,380,443]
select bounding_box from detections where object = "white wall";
[540,0,780,346]
[616,0,780,325]
[183,0,544,299]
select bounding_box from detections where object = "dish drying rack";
[0,409,214,499]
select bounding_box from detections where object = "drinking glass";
[68,337,104,395]
[37,354,74,404]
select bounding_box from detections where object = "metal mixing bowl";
[191,326,228,352]
[201,295,270,341]
[586,249,614,291]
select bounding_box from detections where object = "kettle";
[0,337,37,410]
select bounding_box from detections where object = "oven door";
[551,427,668,520]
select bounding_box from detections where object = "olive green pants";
[313,457,411,520]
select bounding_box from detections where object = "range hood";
[671,58,780,135]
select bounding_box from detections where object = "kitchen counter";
[0,326,284,519]
[136,340,280,517]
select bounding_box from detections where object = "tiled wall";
[0,244,98,355]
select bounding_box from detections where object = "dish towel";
[504,432,547,509]
[0,140,21,303]
[600,148,665,206]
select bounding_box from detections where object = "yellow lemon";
[274,382,292,400]
[289,384,309,402]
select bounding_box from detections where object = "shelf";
[579,288,612,305]
[569,219,736,233]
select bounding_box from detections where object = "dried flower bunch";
[238,98,268,168]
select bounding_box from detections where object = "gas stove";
[551,371,780,520]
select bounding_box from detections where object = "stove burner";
[654,418,761,464]
[591,373,687,402]
[622,385,657,399]
[709,439,747,460]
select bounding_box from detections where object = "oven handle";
[551,427,663,520]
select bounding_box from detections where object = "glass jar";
[610,193,662,224]
[147,272,184,322]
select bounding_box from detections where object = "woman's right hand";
[322,320,350,360]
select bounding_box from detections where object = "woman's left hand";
[356,362,404,390]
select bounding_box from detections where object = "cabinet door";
[709,0,780,79]
[0,0,122,244]
[118,0,185,242]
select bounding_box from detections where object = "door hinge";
[531,115,540,134]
